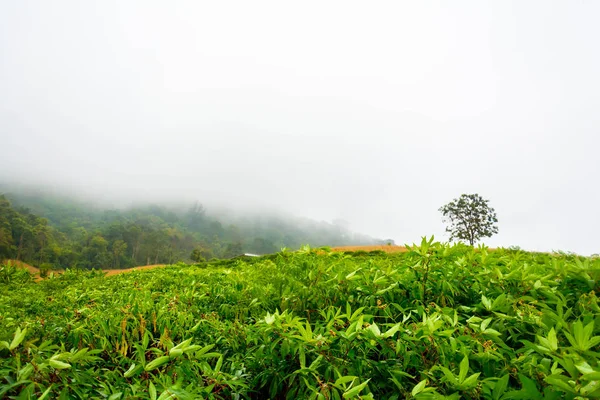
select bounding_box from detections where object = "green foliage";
[1,241,599,398]
[0,191,385,270]
[39,263,53,278]
[0,261,33,284]
[190,247,207,263]
[440,193,499,246]
[0,195,60,267]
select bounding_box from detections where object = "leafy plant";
[1,240,599,398]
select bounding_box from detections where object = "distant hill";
[0,185,387,269]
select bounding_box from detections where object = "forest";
[0,189,388,270]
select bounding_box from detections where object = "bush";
[39,263,54,278]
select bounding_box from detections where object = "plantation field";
[2,239,600,399]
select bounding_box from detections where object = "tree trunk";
[16,233,23,261]
[132,241,140,263]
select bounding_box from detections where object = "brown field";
[330,245,408,253]
[102,264,167,276]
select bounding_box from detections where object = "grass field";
[1,239,600,399]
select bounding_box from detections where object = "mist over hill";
[2,2,599,255]
[0,183,390,269]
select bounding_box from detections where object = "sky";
[1,1,599,255]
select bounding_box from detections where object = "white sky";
[1,1,599,254]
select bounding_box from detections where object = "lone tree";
[439,193,498,246]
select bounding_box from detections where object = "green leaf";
[144,356,171,372]
[304,321,313,341]
[309,355,323,371]
[588,336,600,349]
[383,323,401,338]
[168,348,183,358]
[493,374,510,400]
[299,347,306,369]
[482,295,492,311]
[459,355,469,383]
[461,373,480,389]
[49,359,71,370]
[411,380,428,396]
[521,374,544,397]
[346,269,361,281]
[481,318,492,332]
[367,323,381,337]
[18,364,34,381]
[439,366,458,386]
[123,363,137,378]
[214,355,223,373]
[544,375,577,394]
[149,382,157,400]
[483,328,502,337]
[335,376,358,386]
[492,293,507,310]
[350,307,365,321]
[581,372,600,381]
[537,328,558,352]
[547,327,558,351]
[193,344,215,357]
[581,380,600,396]
[37,385,53,400]
[343,379,370,398]
[264,312,276,325]
[564,331,578,349]
[169,338,192,353]
[575,360,595,375]
[9,327,27,350]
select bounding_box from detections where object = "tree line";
[0,192,387,270]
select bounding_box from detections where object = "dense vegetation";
[2,240,600,399]
[0,190,387,269]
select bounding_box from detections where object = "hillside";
[0,187,389,270]
[1,241,599,398]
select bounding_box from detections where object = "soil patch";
[330,245,408,253]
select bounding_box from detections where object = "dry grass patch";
[330,245,408,253]
[103,264,167,276]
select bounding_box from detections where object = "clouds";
[1,1,598,255]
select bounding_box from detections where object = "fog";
[1,1,599,255]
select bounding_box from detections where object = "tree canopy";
[0,190,387,269]
[439,193,499,246]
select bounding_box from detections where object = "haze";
[1,1,598,255]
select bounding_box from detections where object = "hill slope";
[0,187,388,269]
